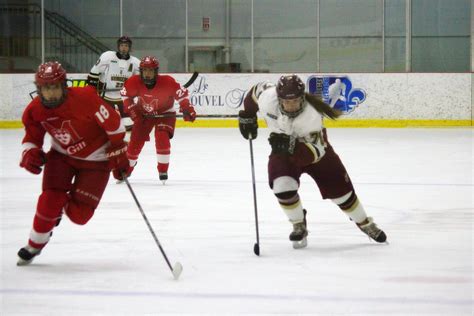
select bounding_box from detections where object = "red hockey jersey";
[121,74,191,116]
[22,86,125,161]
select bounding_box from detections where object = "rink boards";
[0,73,472,128]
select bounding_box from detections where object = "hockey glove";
[106,142,131,180]
[268,133,296,155]
[20,147,46,175]
[180,105,197,122]
[127,102,142,122]
[238,110,258,140]
[86,74,99,88]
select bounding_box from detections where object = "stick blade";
[253,243,260,256]
[172,262,183,280]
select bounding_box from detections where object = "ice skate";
[289,209,308,249]
[357,217,387,243]
[17,245,42,266]
[159,172,168,185]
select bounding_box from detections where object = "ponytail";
[304,93,342,120]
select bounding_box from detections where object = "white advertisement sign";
[0,73,471,121]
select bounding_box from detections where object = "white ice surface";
[1,128,473,315]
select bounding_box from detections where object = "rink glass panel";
[0,0,471,73]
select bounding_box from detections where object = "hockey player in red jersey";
[120,55,197,183]
[238,75,387,249]
[17,61,130,265]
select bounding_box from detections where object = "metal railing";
[0,3,110,73]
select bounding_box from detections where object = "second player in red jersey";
[17,61,130,265]
[120,55,197,183]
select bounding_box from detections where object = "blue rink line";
[1,288,472,306]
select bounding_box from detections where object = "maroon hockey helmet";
[139,56,159,87]
[276,75,305,100]
[117,35,132,47]
[276,75,306,118]
[35,61,68,108]
[117,36,132,58]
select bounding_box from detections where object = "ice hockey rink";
[0,127,472,315]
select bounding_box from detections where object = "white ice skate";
[290,210,308,249]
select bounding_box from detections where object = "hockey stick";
[99,72,200,92]
[248,137,261,256]
[143,114,238,119]
[121,173,183,280]
[183,71,199,88]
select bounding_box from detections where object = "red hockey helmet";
[139,56,159,87]
[139,56,159,70]
[35,61,67,87]
[276,75,306,117]
[35,61,68,108]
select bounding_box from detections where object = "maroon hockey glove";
[180,105,196,122]
[20,147,46,175]
[106,142,130,180]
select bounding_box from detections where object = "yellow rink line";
[1,119,472,129]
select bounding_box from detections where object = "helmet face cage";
[139,56,159,86]
[35,61,68,108]
[276,75,306,118]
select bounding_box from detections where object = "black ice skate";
[159,172,168,185]
[289,209,308,249]
[357,217,387,243]
[17,245,42,266]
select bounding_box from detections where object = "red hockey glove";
[20,147,46,175]
[106,142,130,180]
[180,105,196,122]
[127,102,142,122]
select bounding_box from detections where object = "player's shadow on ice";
[303,242,385,254]
[18,262,131,273]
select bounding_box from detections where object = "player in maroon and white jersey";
[17,61,131,265]
[238,75,387,249]
[120,55,196,183]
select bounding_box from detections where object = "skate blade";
[172,262,183,280]
[17,258,34,266]
[161,180,167,185]
[116,177,130,184]
[292,237,308,249]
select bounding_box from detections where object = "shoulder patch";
[266,113,277,120]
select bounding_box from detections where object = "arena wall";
[0,73,472,128]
